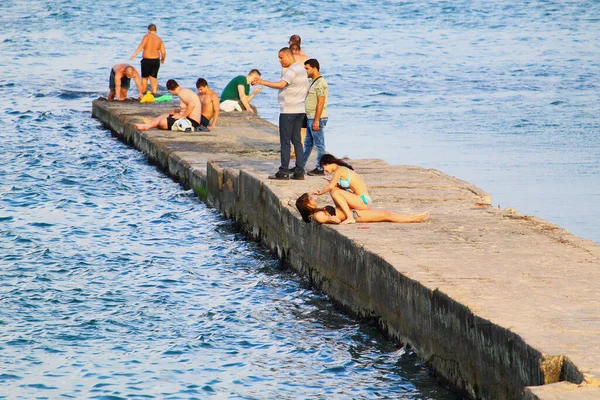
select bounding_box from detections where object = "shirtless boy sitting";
[196,78,220,130]
[130,24,166,94]
[134,79,202,131]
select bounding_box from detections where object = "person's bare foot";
[418,211,429,222]
[341,218,356,225]
[134,123,149,131]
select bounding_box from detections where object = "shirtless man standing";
[130,24,166,94]
[196,78,220,130]
[134,79,202,131]
[108,64,143,101]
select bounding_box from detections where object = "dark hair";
[296,193,334,223]
[166,79,179,91]
[319,154,353,170]
[296,193,313,223]
[248,69,261,76]
[289,43,301,53]
[289,34,301,45]
[148,24,157,31]
[279,47,293,56]
[196,77,208,88]
[304,58,320,71]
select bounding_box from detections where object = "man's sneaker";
[268,172,289,180]
[307,168,325,176]
[291,172,305,180]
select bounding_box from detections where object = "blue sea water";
[3,0,599,243]
[0,0,598,397]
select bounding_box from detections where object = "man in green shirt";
[219,69,262,113]
[302,59,329,176]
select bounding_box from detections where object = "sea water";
[1,0,598,397]
[3,0,599,243]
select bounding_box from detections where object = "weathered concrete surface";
[525,382,600,399]
[92,99,600,399]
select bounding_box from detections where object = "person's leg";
[149,77,158,94]
[355,209,429,223]
[140,59,149,93]
[108,70,116,100]
[150,60,160,94]
[331,188,370,224]
[278,113,293,174]
[119,88,128,99]
[220,100,242,112]
[330,188,354,223]
[293,128,306,158]
[313,118,327,170]
[134,113,170,130]
[291,113,304,173]
[302,120,315,170]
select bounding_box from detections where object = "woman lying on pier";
[295,193,429,224]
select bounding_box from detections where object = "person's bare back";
[130,24,166,63]
[141,33,164,59]
[200,90,219,126]
[177,87,202,125]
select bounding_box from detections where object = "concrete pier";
[92,99,600,399]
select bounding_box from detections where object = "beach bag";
[140,91,155,103]
[171,118,193,132]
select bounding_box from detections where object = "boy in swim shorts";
[130,24,166,94]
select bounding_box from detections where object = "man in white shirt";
[253,47,309,180]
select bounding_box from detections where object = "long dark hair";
[295,193,315,223]
[296,193,332,223]
[319,154,353,170]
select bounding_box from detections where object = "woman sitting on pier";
[295,193,428,224]
[310,154,369,224]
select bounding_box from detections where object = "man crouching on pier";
[108,64,143,101]
[134,79,202,131]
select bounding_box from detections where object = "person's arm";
[311,169,342,196]
[133,72,143,99]
[160,41,166,64]
[255,78,288,90]
[130,36,147,59]
[209,93,220,129]
[177,92,199,120]
[312,95,326,131]
[246,86,262,103]
[178,100,193,119]
[236,85,255,113]
[114,70,123,100]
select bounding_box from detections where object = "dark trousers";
[278,113,305,174]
